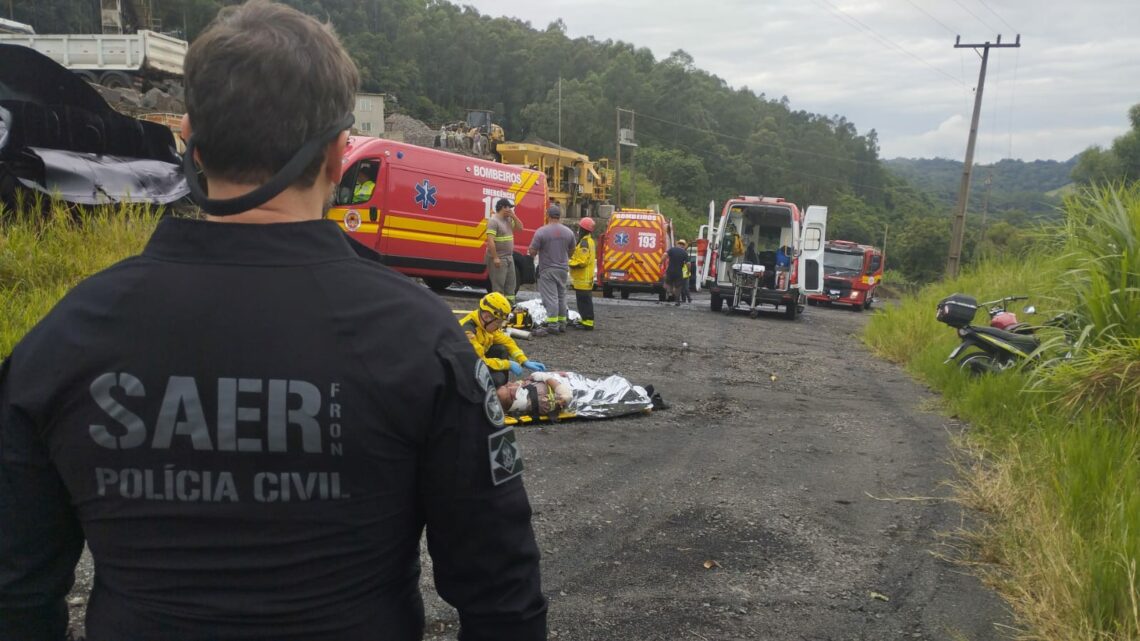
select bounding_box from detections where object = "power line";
[1007,47,1020,160]
[631,108,886,169]
[974,0,1018,32]
[904,0,959,36]
[634,127,894,196]
[947,0,1000,34]
[810,0,965,87]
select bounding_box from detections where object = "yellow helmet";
[479,292,512,321]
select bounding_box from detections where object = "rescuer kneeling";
[461,292,547,385]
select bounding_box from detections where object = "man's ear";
[179,113,192,142]
[179,114,203,165]
[323,131,349,184]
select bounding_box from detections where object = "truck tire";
[784,302,798,320]
[99,71,133,89]
[424,278,452,292]
[602,284,614,298]
[658,288,667,302]
[710,292,722,312]
[620,289,630,300]
[863,289,874,310]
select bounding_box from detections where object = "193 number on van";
[482,195,516,218]
[638,232,657,249]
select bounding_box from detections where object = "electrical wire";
[947,0,1000,35]
[974,0,1018,33]
[1007,47,1020,160]
[810,0,965,87]
[631,108,885,169]
[904,0,959,36]
[633,125,894,195]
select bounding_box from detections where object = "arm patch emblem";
[488,426,524,485]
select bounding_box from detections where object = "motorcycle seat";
[1003,322,1034,335]
[973,325,1040,355]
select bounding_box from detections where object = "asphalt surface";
[66,286,1013,640]
[425,288,1012,641]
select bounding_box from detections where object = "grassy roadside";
[1,200,161,355]
[864,184,1140,640]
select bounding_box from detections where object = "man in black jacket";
[0,2,547,640]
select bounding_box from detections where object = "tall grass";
[1,198,160,354]
[865,183,1140,640]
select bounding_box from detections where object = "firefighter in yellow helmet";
[459,292,547,385]
[567,216,597,329]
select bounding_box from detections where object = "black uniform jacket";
[0,217,547,641]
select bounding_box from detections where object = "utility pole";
[882,223,889,266]
[945,34,1020,279]
[615,108,622,207]
[630,111,636,207]
[979,171,993,238]
[614,107,638,208]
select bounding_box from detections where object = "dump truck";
[0,29,187,90]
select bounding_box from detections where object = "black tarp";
[0,44,188,205]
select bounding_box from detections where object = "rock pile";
[384,113,435,147]
[92,82,185,117]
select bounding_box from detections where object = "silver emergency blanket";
[516,298,580,327]
[560,371,653,419]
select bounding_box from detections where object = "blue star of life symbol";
[414,179,437,211]
[614,231,630,247]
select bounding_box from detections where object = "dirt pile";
[384,113,436,147]
[92,82,185,117]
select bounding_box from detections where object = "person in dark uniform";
[0,3,547,641]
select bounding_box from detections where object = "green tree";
[1073,103,1140,185]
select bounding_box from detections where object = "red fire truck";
[326,136,548,291]
[806,239,884,310]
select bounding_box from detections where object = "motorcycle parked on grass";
[936,294,1071,375]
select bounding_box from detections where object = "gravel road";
[67,287,1012,640]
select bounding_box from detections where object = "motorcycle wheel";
[957,351,996,376]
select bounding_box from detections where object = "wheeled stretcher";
[724,263,768,318]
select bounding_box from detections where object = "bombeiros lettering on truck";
[327,137,548,292]
[695,196,827,320]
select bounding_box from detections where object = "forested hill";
[19,0,1033,283]
[883,156,1078,215]
[21,0,901,208]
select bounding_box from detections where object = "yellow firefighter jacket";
[568,235,596,291]
[459,310,527,371]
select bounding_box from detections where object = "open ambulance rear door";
[798,205,827,295]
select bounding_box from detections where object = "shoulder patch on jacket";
[488,425,523,485]
[438,340,489,405]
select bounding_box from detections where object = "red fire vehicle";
[807,240,884,310]
[326,137,548,291]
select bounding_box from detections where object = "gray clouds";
[464,0,1140,161]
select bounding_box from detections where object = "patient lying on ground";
[497,372,574,420]
[497,371,663,422]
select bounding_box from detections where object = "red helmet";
[578,217,596,232]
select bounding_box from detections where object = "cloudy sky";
[465,0,1138,163]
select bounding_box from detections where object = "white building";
[353,93,385,137]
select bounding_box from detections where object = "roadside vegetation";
[0,198,159,355]
[865,183,1140,640]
